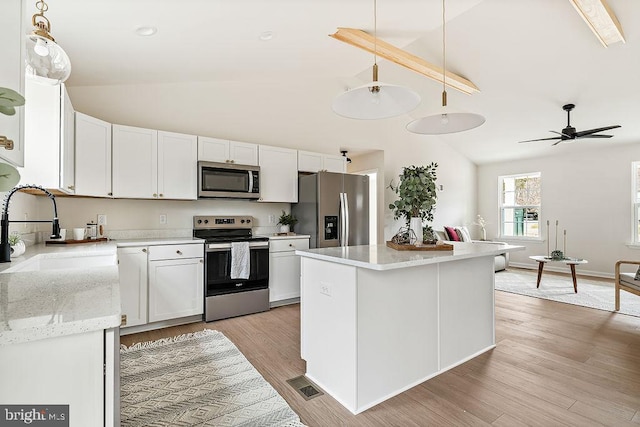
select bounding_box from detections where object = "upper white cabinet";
[112,125,197,200]
[0,0,25,167]
[75,112,112,197]
[22,80,75,194]
[258,145,298,203]
[198,136,258,166]
[158,131,198,200]
[298,151,347,173]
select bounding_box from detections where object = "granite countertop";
[295,242,524,271]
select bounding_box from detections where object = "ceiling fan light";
[407,111,485,135]
[332,81,421,120]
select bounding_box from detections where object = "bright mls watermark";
[0,405,68,426]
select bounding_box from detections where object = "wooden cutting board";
[386,241,454,251]
[46,238,108,245]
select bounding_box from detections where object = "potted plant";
[9,232,25,257]
[389,163,438,244]
[277,211,298,233]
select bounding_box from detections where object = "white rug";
[495,269,640,318]
[120,329,306,427]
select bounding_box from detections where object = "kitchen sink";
[2,253,117,273]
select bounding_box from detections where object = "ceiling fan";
[518,104,621,145]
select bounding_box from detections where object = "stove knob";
[204,219,209,224]
[246,219,251,223]
[197,219,202,224]
[240,219,245,223]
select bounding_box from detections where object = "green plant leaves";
[0,87,25,116]
[389,163,438,224]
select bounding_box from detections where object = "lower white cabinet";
[269,236,310,304]
[118,242,204,331]
[117,247,148,328]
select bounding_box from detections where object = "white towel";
[230,242,250,279]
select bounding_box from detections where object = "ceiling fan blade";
[552,139,563,146]
[550,130,572,138]
[576,134,613,139]
[574,125,621,137]
[518,136,562,143]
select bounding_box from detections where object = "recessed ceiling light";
[259,31,274,41]
[135,26,157,37]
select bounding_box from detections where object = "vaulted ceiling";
[37,0,640,164]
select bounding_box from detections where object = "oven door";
[205,241,269,296]
[198,161,260,199]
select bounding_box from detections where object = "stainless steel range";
[194,215,270,322]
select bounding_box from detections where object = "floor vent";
[287,375,324,401]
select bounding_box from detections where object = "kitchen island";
[296,241,523,414]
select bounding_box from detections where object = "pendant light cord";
[442,0,447,107]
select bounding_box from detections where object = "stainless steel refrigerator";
[292,172,369,248]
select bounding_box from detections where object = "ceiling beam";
[330,27,479,95]
[568,0,625,47]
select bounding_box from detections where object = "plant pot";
[10,240,25,258]
[279,225,290,233]
[410,217,422,244]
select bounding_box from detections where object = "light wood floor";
[121,285,640,426]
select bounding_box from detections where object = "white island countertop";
[296,241,524,271]
[0,241,120,345]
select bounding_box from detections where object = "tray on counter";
[46,238,108,245]
[386,241,454,251]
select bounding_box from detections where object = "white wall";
[478,142,640,277]
[348,150,385,244]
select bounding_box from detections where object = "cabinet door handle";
[289,243,294,247]
[67,185,75,190]
[0,136,14,151]
[153,193,158,198]
[142,248,147,253]
[121,314,127,326]
[199,259,203,263]
[176,250,183,255]
[108,192,113,196]
[159,193,164,198]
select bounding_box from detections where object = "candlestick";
[563,229,566,255]
[546,220,550,256]
[555,220,559,251]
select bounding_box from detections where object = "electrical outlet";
[319,281,332,296]
[159,214,167,224]
[23,213,28,230]
[97,214,107,225]
[269,214,276,224]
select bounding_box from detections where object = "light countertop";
[0,241,120,345]
[267,234,311,240]
[296,242,524,271]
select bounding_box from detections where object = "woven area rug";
[120,329,306,427]
[495,269,640,318]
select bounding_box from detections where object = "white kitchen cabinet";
[112,125,197,200]
[158,131,198,199]
[21,80,75,193]
[117,246,148,328]
[198,136,258,166]
[298,151,347,173]
[0,0,25,167]
[0,328,119,426]
[258,145,298,202]
[148,243,204,323]
[75,112,112,197]
[269,236,310,304]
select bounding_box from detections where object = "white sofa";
[435,229,509,272]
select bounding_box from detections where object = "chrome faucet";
[0,184,60,263]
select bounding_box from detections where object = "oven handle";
[248,171,254,193]
[206,241,269,251]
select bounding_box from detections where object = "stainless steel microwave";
[198,161,260,199]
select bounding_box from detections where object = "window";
[633,162,640,244]
[499,172,541,238]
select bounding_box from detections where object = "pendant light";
[406,0,484,134]
[25,0,72,84]
[332,0,420,120]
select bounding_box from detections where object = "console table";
[529,255,589,293]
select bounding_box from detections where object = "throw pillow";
[444,226,460,241]
[455,226,472,242]
[635,266,640,281]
